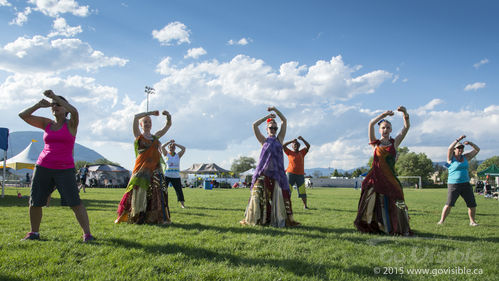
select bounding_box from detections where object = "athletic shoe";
[83,234,95,243]
[469,222,479,226]
[21,232,40,241]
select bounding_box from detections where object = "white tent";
[0,142,38,170]
[240,168,255,176]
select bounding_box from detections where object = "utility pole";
[145,86,155,111]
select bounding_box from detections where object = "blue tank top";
[447,156,469,184]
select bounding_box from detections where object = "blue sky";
[0,0,497,171]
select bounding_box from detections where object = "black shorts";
[446,182,477,208]
[30,165,81,207]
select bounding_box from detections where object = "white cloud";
[464,82,486,91]
[473,58,489,69]
[0,0,11,6]
[94,54,392,150]
[184,47,206,59]
[152,21,191,46]
[416,98,443,112]
[392,74,399,83]
[0,35,128,73]
[228,38,251,46]
[48,17,82,37]
[9,7,32,26]
[28,0,90,17]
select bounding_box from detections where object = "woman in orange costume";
[354,106,412,235]
[115,110,172,224]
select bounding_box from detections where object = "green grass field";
[0,186,497,281]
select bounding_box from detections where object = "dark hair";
[57,95,70,117]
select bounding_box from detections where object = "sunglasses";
[268,127,278,130]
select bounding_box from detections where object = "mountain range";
[4,131,105,163]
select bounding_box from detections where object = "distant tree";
[231,156,256,176]
[352,167,369,178]
[433,163,447,184]
[93,158,121,166]
[477,156,499,176]
[331,169,341,177]
[468,158,479,178]
[395,150,434,182]
[75,160,92,170]
[343,171,352,178]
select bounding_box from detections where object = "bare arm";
[447,135,465,164]
[283,139,295,148]
[464,141,480,161]
[154,110,172,139]
[44,90,79,136]
[253,113,274,145]
[161,140,173,156]
[18,99,53,130]
[298,136,311,151]
[394,106,410,149]
[368,110,394,147]
[133,110,158,138]
[175,143,186,158]
[270,106,287,143]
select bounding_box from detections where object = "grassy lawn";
[0,186,497,280]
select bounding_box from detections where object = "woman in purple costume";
[240,107,300,227]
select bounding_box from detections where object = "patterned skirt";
[240,176,299,227]
[115,170,171,225]
[354,186,411,235]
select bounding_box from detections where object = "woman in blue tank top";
[437,135,480,226]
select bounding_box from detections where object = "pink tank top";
[36,121,76,169]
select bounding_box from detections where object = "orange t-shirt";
[284,147,308,175]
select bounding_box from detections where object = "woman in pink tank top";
[18,90,94,242]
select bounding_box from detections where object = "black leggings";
[164,177,184,202]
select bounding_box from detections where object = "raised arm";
[368,110,394,146]
[133,110,158,138]
[447,135,465,164]
[464,140,480,161]
[161,139,173,156]
[18,99,53,130]
[44,90,79,134]
[283,139,296,148]
[253,113,275,145]
[298,136,311,151]
[394,106,410,149]
[175,142,186,158]
[154,110,172,139]
[269,106,287,143]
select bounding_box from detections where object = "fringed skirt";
[115,170,171,225]
[354,186,411,235]
[240,176,299,227]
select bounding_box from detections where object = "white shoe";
[469,222,478,226]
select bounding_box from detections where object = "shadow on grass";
[160,221,366,242]
[186,205,244,212]
[0,273,26,281]
[105,237,396,280]
[0,195,29,207]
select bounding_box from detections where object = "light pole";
[145,86,155,111]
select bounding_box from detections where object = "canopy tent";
[477,164,499,177]
[239,168,255,177]
[85,164,130,188]
[0,142,38,170]
[182,163,230,174]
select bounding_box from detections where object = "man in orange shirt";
[283,136,310,209]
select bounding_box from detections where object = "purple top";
[251,136,290,192]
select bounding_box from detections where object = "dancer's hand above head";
[43,90,56,99]
[151,110,159,116]
[38,99,52,108]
